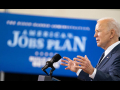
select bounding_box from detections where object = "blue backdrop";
[0,13,103,77]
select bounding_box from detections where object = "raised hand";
[61,57,79,73]
[74,55,94,75]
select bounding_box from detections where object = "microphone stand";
[42,61,55,77]
[49,65,55,77]
[42,69,49,76]
[41,62,60,81]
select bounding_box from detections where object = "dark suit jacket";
[78,43,120,81]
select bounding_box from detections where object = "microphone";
[42,54,61,71]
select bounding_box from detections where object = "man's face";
[94,21,111,50]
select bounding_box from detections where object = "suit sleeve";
[77,70,93,81]
[93,56,120,81]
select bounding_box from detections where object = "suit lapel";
[95,53,104,68]
[97,53,112,69]
[96,43,120,70]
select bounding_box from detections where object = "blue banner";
[0,13,103,77]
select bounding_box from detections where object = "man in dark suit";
[61,17,120,81]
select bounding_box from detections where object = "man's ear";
[110,29,115,39]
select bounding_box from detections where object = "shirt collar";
[104,41,120,57]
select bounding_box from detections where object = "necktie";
[96,52,105,68]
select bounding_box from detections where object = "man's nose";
[94,32,97,37]
[94,33,96,37]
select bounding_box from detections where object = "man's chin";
[97,43,101,47]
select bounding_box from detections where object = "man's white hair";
[97,17,120,37]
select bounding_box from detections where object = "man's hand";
[74,55,94,75]
[61,57,79,73]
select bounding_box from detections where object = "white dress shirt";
[76,41,120,79]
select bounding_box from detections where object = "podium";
[38,75,60,81]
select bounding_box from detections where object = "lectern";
[38,75,60,81]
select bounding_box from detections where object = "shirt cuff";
[76,69,82,76]
[89,68,97,79]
